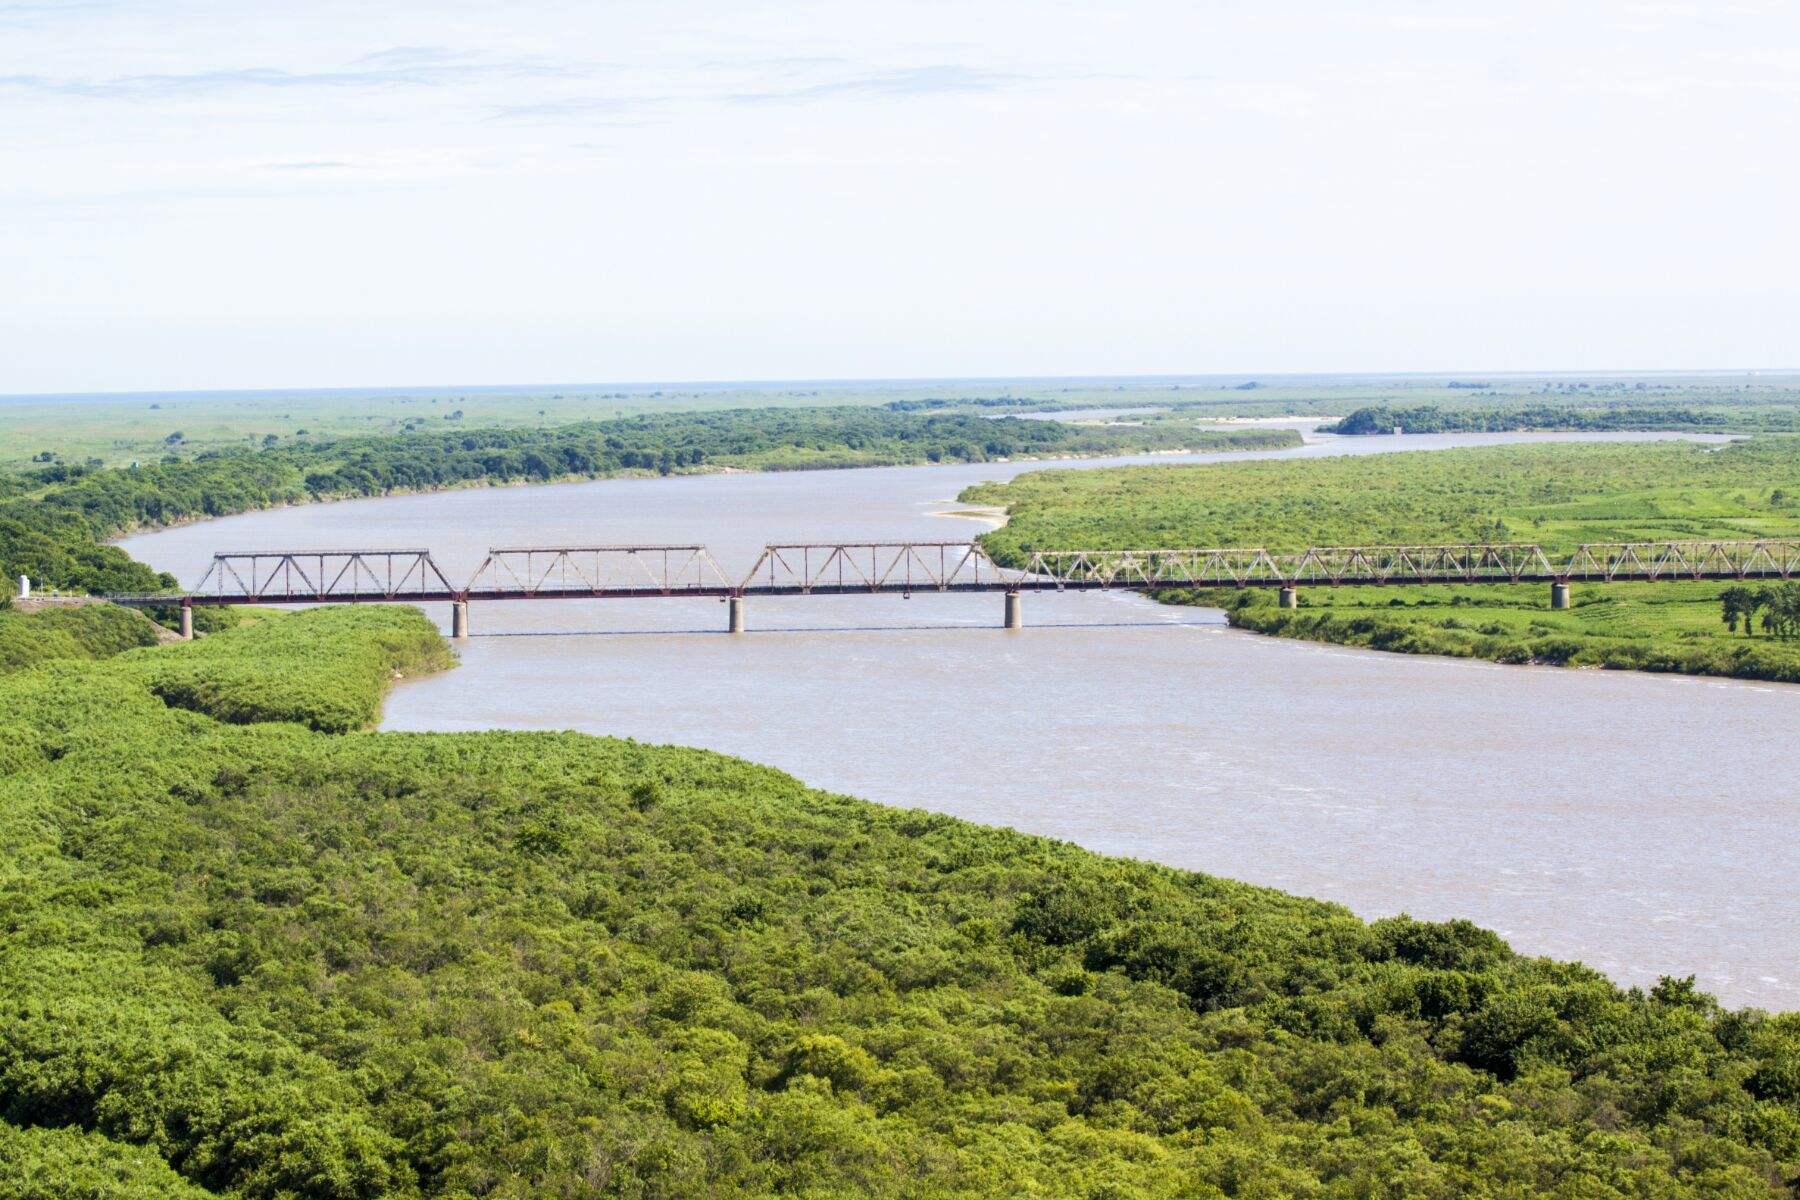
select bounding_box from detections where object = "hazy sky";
[2,1,1797,392]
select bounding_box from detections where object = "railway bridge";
[105,539,1800,639]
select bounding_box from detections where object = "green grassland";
[966,438,1800,682]
[1,604,1797,1198]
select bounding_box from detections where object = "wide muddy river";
[122,431,1799,1009]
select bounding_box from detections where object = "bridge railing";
[465,545,734,597]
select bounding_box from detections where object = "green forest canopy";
[0,603,1796,1198]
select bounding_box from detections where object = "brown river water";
[120,431,1799,1009]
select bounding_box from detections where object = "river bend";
[121,432,1798,1009]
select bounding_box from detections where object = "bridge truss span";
[1024,540,1800,589]
[465,545,735,599]
[738,541,1032,596]
[190,549,459,603]
[1024,543,1563,588]
[1557,540,1800,583]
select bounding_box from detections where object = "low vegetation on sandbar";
[966,437,1800,682]
[0,603,1796,1197]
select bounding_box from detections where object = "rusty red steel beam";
[102,539,1800,606]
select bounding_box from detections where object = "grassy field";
[1,603,1796,1197]
[966,437,1800,682]
[8,372,1799,467]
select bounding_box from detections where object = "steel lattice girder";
[190,550,457,601]
[737,542,1028,592]
[109,539,1800,606]
[465,546,734,596]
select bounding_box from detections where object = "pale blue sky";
[2,1,1796,392]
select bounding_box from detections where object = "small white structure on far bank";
[17,575,28,599]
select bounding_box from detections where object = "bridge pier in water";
[451,600,469,639]
[1004,590,1022,629]
[728,595,745,634]
[1550,581,1572,610]
[1278,586,1298,610]
[178,601,193,641]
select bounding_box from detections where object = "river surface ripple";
[121,432,1798,1010]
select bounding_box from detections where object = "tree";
[1720,586,1762,636]
[1760,583,1800,639]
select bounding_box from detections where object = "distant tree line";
[1323,404,1736,435]
[881,396,1059,413]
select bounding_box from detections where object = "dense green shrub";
[0,610,1795,1196]
[0,605,165,673]
[0,1124,217,1199]
[123,606,452,731]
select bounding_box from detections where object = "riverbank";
[1173,580,1800,682]
[967,437,1800,685]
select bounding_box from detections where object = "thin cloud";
[724,65,1027,105]
[262,160,358,171]
[485,96,663,123]
[1,65,466,98]
[0,1,108,22]
[1389,14,1504,32]
[696,54,849,74]
[353,45,468,67]
[0,52,592,100]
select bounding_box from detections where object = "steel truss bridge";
[108,539,1800,637]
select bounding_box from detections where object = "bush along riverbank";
[1,604,1797,1197]
[965,437,1800,684]
[1167,581,1800,681]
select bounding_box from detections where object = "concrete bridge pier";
[728,595,745,634]
[1278,586,1299,610]
[1550,581,1572,610]
[451,600,469,639]
[178,601,193,641]
[1004,590,1022,629]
